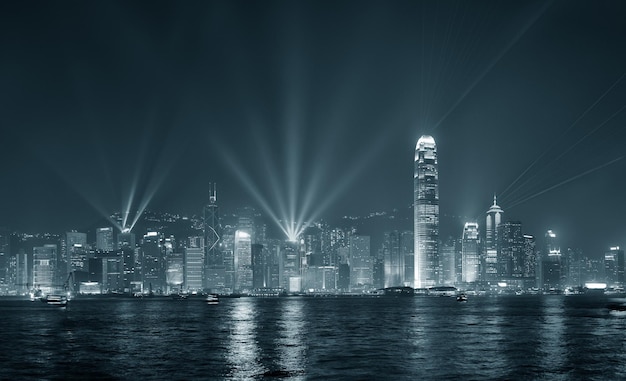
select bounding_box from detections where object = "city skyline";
[1,1,625,258]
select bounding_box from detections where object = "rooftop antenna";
[209,182,217,204]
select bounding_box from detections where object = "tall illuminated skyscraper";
[604,246,624,286]
[484,195,503,281]
[204,182,224,291]
[541,230,561,289]
[414,135,439,288]
[234,230,252,292]
[462,223,480,283]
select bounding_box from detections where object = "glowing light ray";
[251,125,290,229]
[294,163,324,237]
[282,50,306,238]
[507,156,623,210]
[38,157,124,232]
[305,131,395,226]
[286,117,301,236]
[502,104,626,206]
[500,72,626,200]
[128,145,181,232]
[294,124,343,237]
[432,0,552,131]
[121,116,157,229]
[218,145,291,239]
[551,104,626,163]
[425,0,464,123]
[122,186,136,229]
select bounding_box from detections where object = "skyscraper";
[204,182,223,290]
[142,231,165,294]
[184,236,204,292]
[498,221,524,278]
[541,230,562,289]
[523,234,537,279]
[414,135,439,288]
[349,235,372,289]
[383,231,403,288]
[604,246,625,286]
[66,231,87,283]
[484,195,503,281]
[96,227,114,252]
[33,244,57,294]
[462,223,480,283]
[234,229,252,292]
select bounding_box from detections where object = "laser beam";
[500,72,626,200]
[432,1,552,130]
[507,156,623,210]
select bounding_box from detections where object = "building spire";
[493,193,497,206]
[209,182,217,204]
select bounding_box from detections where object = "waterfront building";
[117,231,136,250]
[523,234,537,280]
[66,231,87,281]
[280,240,301,292]
[166,250,184,293]
[15,252,29,294]
[96,227,115,252]
[604,246,625,287]
[101,253,122,293]
[383,231,403,288]
[484,195,503,281]
[302,226,323,266]
[251,243,267,288]
[400,231,414,287]
[349,235,372,290]
[461,223,480,283]
[303,266,336,292]
[540,230,562,289]
[234,229,252,292]
[184,236,204,292]
[204,182,224,291]
[440,236,459,286]
[414,135,439,288]
[565,247,584,287]
[221,228,235,293]
[141,231,165,294]
[0,228,9,289]
[33,244,57,294]
[498,221,524,278]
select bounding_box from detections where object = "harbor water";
[1,294,625,380]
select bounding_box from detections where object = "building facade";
[484,195,503,282]
[414,135,439,288]
[204,182,224,290]
[462,223,480,283]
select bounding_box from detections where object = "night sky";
[1,0,625,256]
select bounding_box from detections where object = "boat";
[456,293,468,302]
[41,294,68,307]
[206,294,219,305]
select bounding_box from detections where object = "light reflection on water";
[539,295,567,379]
[2,295,626,380]
[276,299,306,378]
[226,298,262,380]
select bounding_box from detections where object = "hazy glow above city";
[0,0,624,256]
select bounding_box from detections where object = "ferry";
[41,294,68,307]
[206,294,219,305]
